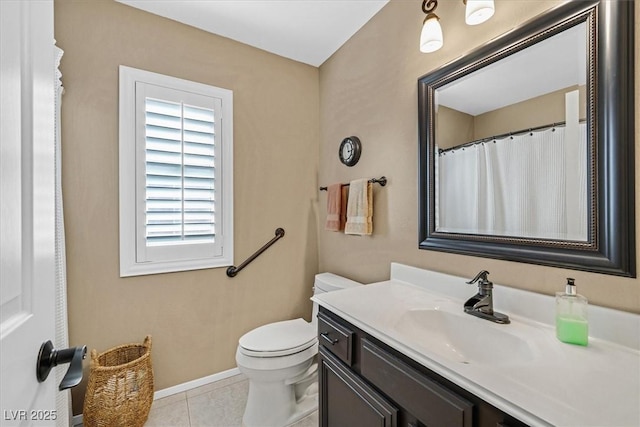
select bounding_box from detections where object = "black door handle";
[36,340,87,390]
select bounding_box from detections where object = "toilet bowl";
[236,273,362,427]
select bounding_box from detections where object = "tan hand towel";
[325,183,343,231]
[341,185,349,231]
[365,182,373,234]
[345,179,373,235]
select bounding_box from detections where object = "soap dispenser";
[555,278,588,346]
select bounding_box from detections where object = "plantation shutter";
[135,82,223,263]
[145,98,217,244]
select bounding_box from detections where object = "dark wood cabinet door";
[319,347,397,427]
[361,339,473,427]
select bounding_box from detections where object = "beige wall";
[55,0,319,412]
[438,85,587,149]
[318,0,640,313]
[435,106,474,150]
[57,0,639,413]
[474,85,587,140]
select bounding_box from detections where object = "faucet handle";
[467,270,491,285]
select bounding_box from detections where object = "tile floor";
[144,374,318,427]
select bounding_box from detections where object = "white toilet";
[235,273,362,427]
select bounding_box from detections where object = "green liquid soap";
[556,316,588,346]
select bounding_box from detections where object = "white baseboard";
[153,367,242,400]
[71,414,83,426]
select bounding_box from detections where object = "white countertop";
[312,263,640,427]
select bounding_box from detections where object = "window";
[119,66,233,276]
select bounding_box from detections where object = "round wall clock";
[338,136,362,167]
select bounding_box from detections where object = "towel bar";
[319,176,387,191]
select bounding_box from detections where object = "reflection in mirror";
[418,0,635,277]
[434,22,588,241]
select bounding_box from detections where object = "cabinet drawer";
[317,312,353,365]
[361,339,473,427]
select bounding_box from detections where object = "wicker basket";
[83,336,154,427]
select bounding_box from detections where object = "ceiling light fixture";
[420,0,495,53]
[420,0,444,53]
[464,0,495,25]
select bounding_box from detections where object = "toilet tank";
[312,273,362,326]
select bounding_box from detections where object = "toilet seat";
[238,318,316,358]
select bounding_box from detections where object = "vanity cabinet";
[320,348,398,426]
[318,308,529,427]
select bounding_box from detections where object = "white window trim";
[119,65,233,277]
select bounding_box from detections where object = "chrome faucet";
[464,270,510,324]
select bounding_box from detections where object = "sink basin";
[392,309,535,365]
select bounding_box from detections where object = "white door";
[0,1,58,425]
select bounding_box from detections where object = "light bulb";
[465,0,494,25]
[420,14,443,53]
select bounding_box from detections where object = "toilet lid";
[239,318,316,357]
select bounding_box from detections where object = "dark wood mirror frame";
[418,0,635,277]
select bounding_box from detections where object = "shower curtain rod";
[438,119,586,155]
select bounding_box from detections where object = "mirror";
[418,0,635,277]
[436,22,588,241]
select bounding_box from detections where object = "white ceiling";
[116,0,390,67]
[437,22,587,116]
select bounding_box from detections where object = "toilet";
[235,273,362,427]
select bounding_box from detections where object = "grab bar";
[226,228,285,278]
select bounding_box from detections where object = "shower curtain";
[53,43,70,427]
[437,124,587,241]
